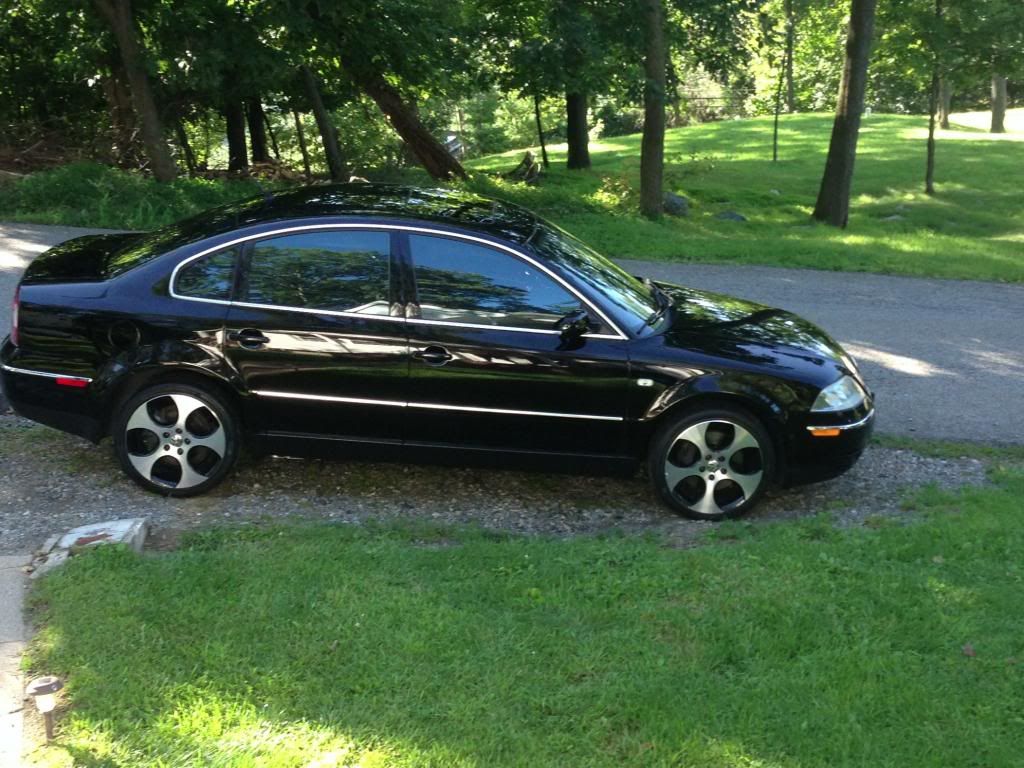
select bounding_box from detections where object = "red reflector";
[55,377,89,388]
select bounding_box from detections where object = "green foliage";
[27,468,1024,766]
[0,162,266,230]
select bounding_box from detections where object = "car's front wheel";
[113,382,239,496]
[649,406,774,520]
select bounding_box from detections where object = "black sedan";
[1,185,874,519]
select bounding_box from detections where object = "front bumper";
[783,402,875,487]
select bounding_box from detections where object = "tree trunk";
[784,0,796,112]
[91,0,177,181]
[101,52,138,166]
[639,0,666,219]
[925,68,939,195]
[175,119,197,175]
[224,101,248,171]
[300,65,348,180]
[293,110,312,179]
[990,74,1007,133]
[565,91,591,170]
[533,92,550,168]
[811,0,877,228]
[264,112,281,161]
[925,0,942,195]
[938,78,951,129]
[353,71,467,180]
[246,98,270,163]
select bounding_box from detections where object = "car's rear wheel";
[649,406,774,520]
[113,383,239,496]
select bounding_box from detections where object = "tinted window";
[409,234,581,329]
[530,224,656,329]
[244,231,391,315]
[175,247,238,300]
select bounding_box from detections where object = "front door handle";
[228,329,271,348]
[413,345,454,366]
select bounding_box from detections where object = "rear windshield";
[104,195,270,277]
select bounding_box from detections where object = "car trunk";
[21,233,141,284]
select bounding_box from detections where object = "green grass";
[27,467,1024,767]
[463,111,1024,282]
[2,111,1022,281]
[0,162,269,230]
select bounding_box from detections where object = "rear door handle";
[228,329,271,348]
[413,345,453,366]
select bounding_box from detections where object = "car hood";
[654,282,855,377]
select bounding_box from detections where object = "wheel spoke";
[674,421,710,455]
[125,406,164,436]
[176,458,209,489]
[189,428,225,457]
[688,486,724,517]
[728,469,763,501]
[664,462,703,490]
[169,394,206,432]
[127,449,163,482]
[726,425,759,458]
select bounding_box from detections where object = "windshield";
[529,224,658,330]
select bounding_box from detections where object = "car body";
[1,184,874,518]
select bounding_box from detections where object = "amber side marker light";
[810,428,842,438]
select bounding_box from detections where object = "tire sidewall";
[113,382,240,497]
[648,406,775,521]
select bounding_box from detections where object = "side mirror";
[555,309,592,340]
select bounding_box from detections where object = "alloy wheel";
[124,393,226,489]
[664,419,765,517]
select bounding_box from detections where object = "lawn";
[465,110,1024,283]
[26,462,1024,767]
[1,111,1022,283]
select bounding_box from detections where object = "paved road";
[2,222,1023,444]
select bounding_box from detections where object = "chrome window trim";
[1,364,93,383]
[253,389,624,422]
[168,223,629,340]
[806,408,875,433]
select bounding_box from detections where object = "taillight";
[10,286,19,347]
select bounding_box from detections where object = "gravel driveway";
[0,414,989,554]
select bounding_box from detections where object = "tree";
[639,0,666,218]
[812,0,877,228]
[90,0,177,181]
[300,64,348,180]
[990,74,1008,132]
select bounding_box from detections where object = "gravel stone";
[0,414,990,553]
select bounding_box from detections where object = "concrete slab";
[0,554,29,768]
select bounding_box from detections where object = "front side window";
[409,234,581,330]
[244,230,391,315]
[174,247,238,300]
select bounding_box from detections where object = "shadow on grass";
[27,477,1024,767]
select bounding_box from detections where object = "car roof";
[204,183,539,244]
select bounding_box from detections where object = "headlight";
[811,375,866,412]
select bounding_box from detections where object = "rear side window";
[409,234,581,330]
[244,231,391,315]
[174,247,238,300]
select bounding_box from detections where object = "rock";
[769,189,781,196]
[56,518,148,553]
[715,211,747,222]
[30,518,149,578]
[881,214,906,222]
[663,192,689,217]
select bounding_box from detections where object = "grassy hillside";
[466,111,1024,282]
[1,111,1020,282]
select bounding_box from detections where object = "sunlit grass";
[25,466,1024,767]
[466,111,1024,282]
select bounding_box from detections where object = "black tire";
[648,405,775,520]
[113,382,240,497]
